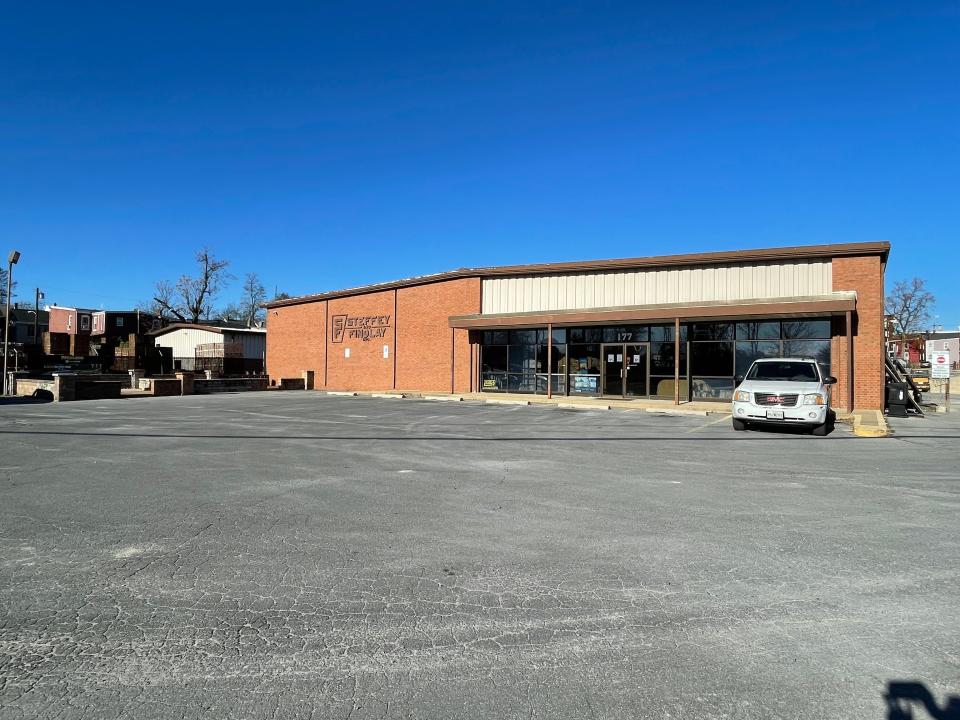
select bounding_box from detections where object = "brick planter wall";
[193,377,269,394]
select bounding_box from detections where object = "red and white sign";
[930,351,951,379]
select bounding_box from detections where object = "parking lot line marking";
[686,414,732,433]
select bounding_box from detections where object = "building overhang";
[449,293,857,329]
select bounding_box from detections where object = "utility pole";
[3,250,21,395]
[34,288,43,346]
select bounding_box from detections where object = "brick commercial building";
[266,241,889,410]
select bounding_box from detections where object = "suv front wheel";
[732,418,748,431]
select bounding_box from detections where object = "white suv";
[731,358,837,436]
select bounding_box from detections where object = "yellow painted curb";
[851,410,892,438]
[853,425,889,437]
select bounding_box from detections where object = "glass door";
[625,344,648,397]
[602,343,624,396]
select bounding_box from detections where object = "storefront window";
[536,344,567,374]
[651,377,688,399]
[688,323,735,400]
[735,341,781,376]
[691,378,735,399]
[568,344,600,373]
[690,323,734,341]
[568,343,601,395]
[784,340,831,378]
[509,329,538,345]
[483,345,508,373]
[480,372,507,391]
[568,327,603,343]
[649,325,686,342]
[536,374,566,395]
[479,318,831,398]
[504,374,534,392]
[783,320,831,339]
[649,341,687,399]
[649,342,685,375]
[508,345,537,373]
[482,330,508,345]
[480,328,568,395]
[736,322,781,340]
[690,341,733,376]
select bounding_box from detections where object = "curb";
[306,389,724,416]
[852,410,891,438]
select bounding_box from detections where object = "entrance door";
[602,344,624,396]
[602,343,649,397]
[625,344,648,396]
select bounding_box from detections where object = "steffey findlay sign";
[331,314,391,343]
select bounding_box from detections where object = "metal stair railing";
[885,354,925,414]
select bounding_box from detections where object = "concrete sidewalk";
[306,388,894,434]
[317,389,727,416]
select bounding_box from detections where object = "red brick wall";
[48,307,76,334]
[833,255,885,410]
[266,301,326,385]
[326,291,395,391]
[395,278,481,393]
[830,316,851,411]
[266,277,482,393]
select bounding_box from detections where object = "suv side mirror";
[734,375,744,385]
[824,376,837,385]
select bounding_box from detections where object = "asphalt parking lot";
[1,392,958,719]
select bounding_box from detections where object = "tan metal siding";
[480,260,833,314]
[152,328,222,357]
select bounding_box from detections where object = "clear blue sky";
[2,2,958,327]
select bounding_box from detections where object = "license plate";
[766,410,785,419]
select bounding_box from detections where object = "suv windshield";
[746,361,819,382]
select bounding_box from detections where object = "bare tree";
[0,267,16,300]
[217,303,242,322]
[151,248,232,323]
[239,273,266,327]
[885,278,935,349]
[142,280,184,321]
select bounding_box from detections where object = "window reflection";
[478,319,832,400]
[736,322,781,340]
[690,342,733,376]
[782,320,831,339]
[691,378,735,400]
[568,343,601,395]
[690,323,733,341]
[735,341,781,375]
[784,340,831,378]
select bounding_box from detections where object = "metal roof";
[148,322,266,337]
[264,241,890,310]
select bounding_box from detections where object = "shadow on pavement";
[741,409,837,436]
[0,393,52,405]
[0,430,873,441]
[886,681,960,719]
